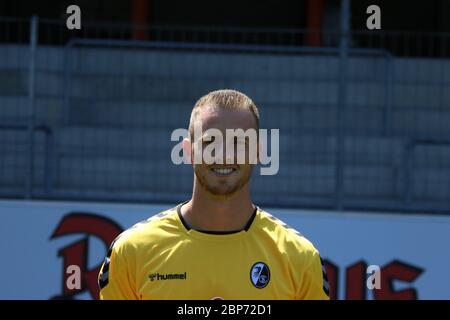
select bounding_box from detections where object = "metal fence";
[1,14,450,214]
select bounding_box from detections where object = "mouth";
[210,167,238,176]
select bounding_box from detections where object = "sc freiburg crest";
[250,262,270,289]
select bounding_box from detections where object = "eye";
[203,136,215,145]
[234,136,247,145]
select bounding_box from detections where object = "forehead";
[194,105,257,131]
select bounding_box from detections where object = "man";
[98,89,329,300]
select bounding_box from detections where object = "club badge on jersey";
[250,262,271,289]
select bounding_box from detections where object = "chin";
[204,183,241,196]
[201,179,245,196]
[195,169,251,196]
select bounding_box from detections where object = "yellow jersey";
[98,203,329,300]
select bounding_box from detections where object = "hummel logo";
[149,272,187,281]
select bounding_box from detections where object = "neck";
[181,180,255,232]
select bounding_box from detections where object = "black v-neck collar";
[176,201,257,234]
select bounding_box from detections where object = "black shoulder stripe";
[320,257,330,297]
[264,212,304,237]
[98,237,120,290]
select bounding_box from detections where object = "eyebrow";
[200,133,216,140]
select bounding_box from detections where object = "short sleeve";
[296,250,330,300]
[98,238,139,300]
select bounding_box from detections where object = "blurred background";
[1,0,450,300]
[1,0,450,213]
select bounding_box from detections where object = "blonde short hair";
[189,89,260,139]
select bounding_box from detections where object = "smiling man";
[98,89,329,300]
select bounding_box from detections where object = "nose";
[224,139,236,164]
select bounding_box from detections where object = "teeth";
[212,168,234,175]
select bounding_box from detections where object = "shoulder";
[256,208,322,262]
[255,208,330,299]
[111,205,180,253]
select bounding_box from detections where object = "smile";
[210,167,237,176]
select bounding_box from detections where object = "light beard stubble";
[193,165,253,196]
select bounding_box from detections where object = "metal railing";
[1,13,450,214]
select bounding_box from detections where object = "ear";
[182,138,192,164]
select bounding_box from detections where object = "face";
[189,105,258,196]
